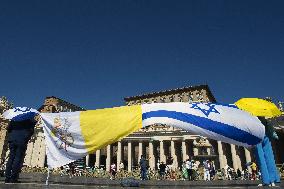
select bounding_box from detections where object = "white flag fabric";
[142,102,265,147]
[40,102,265,168]
[41,105,142,168]
[41,112,89,168]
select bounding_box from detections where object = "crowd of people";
[1,159,282,182]
[166,159,263,182]
[133,155,269,181]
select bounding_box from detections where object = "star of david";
[14,107,31,113]
[190,103,220,117]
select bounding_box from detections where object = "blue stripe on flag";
[12,112,37,122]
[142,110,261,145]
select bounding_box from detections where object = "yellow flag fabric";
[41,105,142,168]
[235,98,282,118]
[80,105,142,153]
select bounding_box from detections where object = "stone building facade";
[0,97,13,165]
[89,85,252,172]
[0,120,8,165]
[0,96,84,167]
[23,96,85,167]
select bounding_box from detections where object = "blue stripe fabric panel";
[142,102,265,147]
[142,110,261,145]
[12,112,38,121]
[3,107,39,121]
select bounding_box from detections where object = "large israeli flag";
[142,102,265,147]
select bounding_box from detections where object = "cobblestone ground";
[0,173,282,189]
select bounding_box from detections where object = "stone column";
[106,145,111,171]
[222,144,228,167]
[117,141,122,171]
[193,147,198,156]
[159,140,166,163]
[171,140,177,169]
[217,141,225,169]
[230,144,238,170]
[236,148,242,171]
[207,148,211,155]
[182,140,187,161]
[0,127,8,163]
[193,140,198,156]
[31,136,40,167]
[95,149,100,168]
[138,142,143,162]
[86,155,90,167]
[24,141,34,166]
[31,140,38,167]
[128,142,132,172]
[149,140,155,170]
[244,148,252,172]
[36,132,46,167]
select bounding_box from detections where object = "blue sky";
[0,0,283,109]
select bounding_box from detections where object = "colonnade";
[85,139,253,172]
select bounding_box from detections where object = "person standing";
[250,162,257,180]
[185,159,192,181]
[188,160,194,181]
[119,161,124,171]
[139,155,148,180]
[254,116,280,187]
[181,161,188,180]
[110,162,116,180]
[209,161,216,180]
[5,119,37,183]
[203,160,211,181]
[236,168,242,180]
[226,165,233,180]
[159,161,166,180]
[191,160,198,181]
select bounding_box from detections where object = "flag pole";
[45,167,50,185]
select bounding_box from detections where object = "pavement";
[0,173,283,189]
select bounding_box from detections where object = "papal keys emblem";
[51,117,74,151]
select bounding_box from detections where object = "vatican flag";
[41,105,142,168]
[41,102,265,168]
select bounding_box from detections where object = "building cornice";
[38,96,85,112]
[124,84,216,102]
